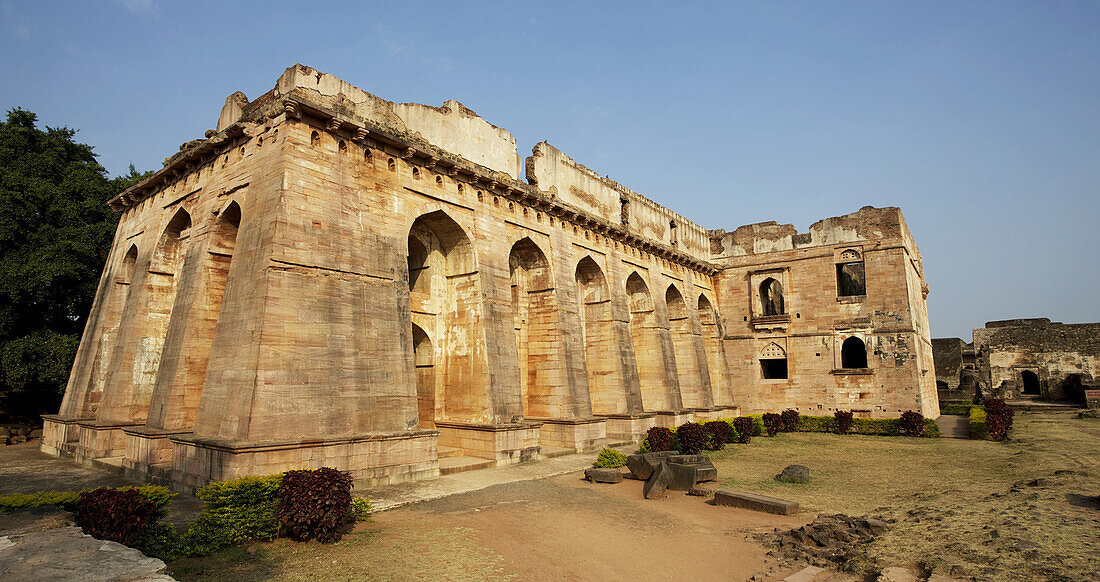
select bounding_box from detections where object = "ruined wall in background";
[972,319,1100,401]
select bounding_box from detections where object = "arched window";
[760,278,784,316]
[1021,370,1040,395]
[836,249,866,297]
[760,342,788,379]
[841,337,868,369]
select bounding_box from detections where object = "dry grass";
[710,411,1100,580]
[169,520,514,582]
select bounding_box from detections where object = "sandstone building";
[42,65,937,490]
[934,318,1099,403]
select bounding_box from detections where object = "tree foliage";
[0,108,146,421]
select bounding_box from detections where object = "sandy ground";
[371,473,851,582]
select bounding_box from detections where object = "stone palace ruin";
[42,65,938,490]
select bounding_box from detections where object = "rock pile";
[760,513,892,570]
[1,425,42,446]
[626,451,717,499]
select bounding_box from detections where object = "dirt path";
[373,473,839,582]
[934,414,969,438]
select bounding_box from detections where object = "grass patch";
[710,412,1100,580]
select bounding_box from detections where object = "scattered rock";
[0,526,175,581]
[776,464,811,484]
[686,486,713,497]
[625,451,677,481]
[1076,409,1099,419]
[28,429,42,439]
[759,513,890,569]
[878,566,919,582]
[584,467,623,484]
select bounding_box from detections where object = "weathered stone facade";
[42,65,936,490]
[935,318,1100,403]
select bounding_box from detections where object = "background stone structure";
[42,65,937,490]
[935,318,1099,403]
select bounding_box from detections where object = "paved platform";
[934,415,969,439]
[363,446,629,512]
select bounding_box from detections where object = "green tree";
[0,108,147,421]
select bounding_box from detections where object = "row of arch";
[63,200,243,435]
[404,209,730,430]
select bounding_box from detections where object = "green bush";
[594,447,628,468]
[797,415,833,433]
[181,473,283,556]
[349,497,373,522]
[969,406,988,439]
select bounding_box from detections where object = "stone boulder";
[626,451,678,480]
[776,464,810,483]
[584,467,623,484]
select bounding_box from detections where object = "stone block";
[713,489,799,515]
[643,461,672,499]
[584,467,623,484]
[668,463,700,491]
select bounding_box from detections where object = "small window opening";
[310,131,320,147]
[338,140,347,153]
[436,175,443,186]
[620,198,630,225]
[412,167,421,179]
[761,359,788,379]
[837,250,866,296]
[841,337,868,369]
[364,149,372,160]
[387,158,396,171]
[669,220,678,246]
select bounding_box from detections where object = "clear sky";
[2,1,1097,340]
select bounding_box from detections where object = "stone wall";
[43,65,935,489]
[972,319,1100,401]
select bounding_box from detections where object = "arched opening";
[841,337,868,369]
[836,250,866,297]
[666,285,703,408]
[99,208,191,424]
[1021,370,1041,396]
[1059,374,1084,403]
[509,237,566,419]
[412,324,435,428]
[698,295,731,406]
[576,257,622,415]
[760,278,784,316]
[83,244,141,416]
[406,211,487,424]
[627,273,671,411]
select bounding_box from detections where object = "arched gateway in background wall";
[41,65,938,491]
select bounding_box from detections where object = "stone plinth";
[652,411,694,428]
[39,415,92,457]
[71,420,143,463]
[122,427,190,484]
[595,413,656,442]
[168,430,440,493]
[435,421,541,465]
[530,418,607,452]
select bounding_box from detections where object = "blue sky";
[2,1,1097,340]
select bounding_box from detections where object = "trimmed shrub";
[969,406,989,439]
[182,473,283,555]
[780,409,800,432]
[594,447,628,468]
[0,490,80,512]
[349,497,373,522]
[74,487,159,546]
[277,468,354,543]
[940,403,980,416]
[762,413,782,436]
[703,421,730,450]
[646,426,674,452]
[796,415,832,432]
[733,417,755,443]
[899,411,925,437]
[834,410,854,435]
[923,419,942,438]
[676,422,710,454]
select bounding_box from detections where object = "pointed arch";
[575,257,623,415]
[412,323,436,428]
[666,284,704,408]
[509,237,567,419]
[625,272,672,411]
[760,277,784,316]
[697,294,732,406]
[405,210,488,424]
[841,336,868,369]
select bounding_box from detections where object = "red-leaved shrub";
[677,422,710,454]
[646,426,674,452]
[899,411,925,437]
[780,409,800,432]
[834,410,854,435]
[984,398,1014,441]
[762,413,782,436]
[75,488,158,545]
[733,417,755,443]
[276,468,354,543]
[704,421,731,449]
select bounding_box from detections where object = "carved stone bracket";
[284,101,301,119]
